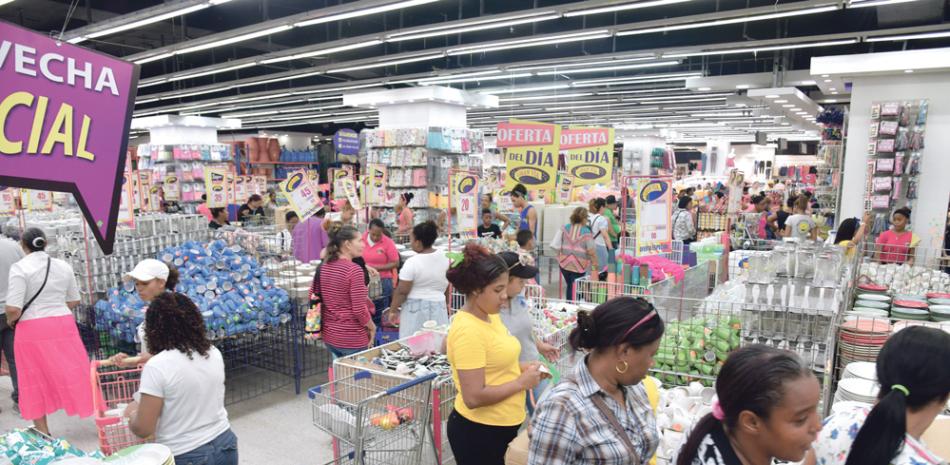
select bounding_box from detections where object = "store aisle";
[0,374,337,464]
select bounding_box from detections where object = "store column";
[814,48,950,251]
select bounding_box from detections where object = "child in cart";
[109,259,178,368]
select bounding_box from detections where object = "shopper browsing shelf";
[478,209,503,239]
[388,221,449,339]
[109,259,180,368]
[446,244,542,465]
[771,195,796,234]
[784,196,818,242]
[237,194,265,224]
[588,198,614,281]
[208,207,230,230]
[363,219,400,328]
[528,297,664,465]
[0,233,23,415]
[551,207,599,300]
[311,225,374,358]
[672,196,697,244]
[511,184,537,237]
[125,292,237,465]
[676,345,822,465]
[806,326,950,465]
[875,207,920,265]
[396,193,415,236]
[4,228,93,434]
[497,251,557,416]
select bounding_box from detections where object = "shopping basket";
[309,370,437,465]
[90,356,148,455]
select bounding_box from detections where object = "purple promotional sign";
[0,20,139,254]
[333,128,360,156]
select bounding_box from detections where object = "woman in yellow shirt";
[446,243,542,465]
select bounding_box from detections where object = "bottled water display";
[95,240,293,343]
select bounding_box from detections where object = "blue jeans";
[561,268,585,300]
[174,429,238,465]
[372,278,394,328]
[325,343,368,359]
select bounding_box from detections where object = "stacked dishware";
[891,298,929,321]
[927,292,950,322]
[834,377,879,405]
[852,292,891,319]
[837,316,891,367]
[841,361,877,381]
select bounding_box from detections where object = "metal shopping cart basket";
[309,371,438,465]
[90,357,148,455]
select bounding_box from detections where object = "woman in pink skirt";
[4,228,92,434]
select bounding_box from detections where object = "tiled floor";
[0,374,337,464]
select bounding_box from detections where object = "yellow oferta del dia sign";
[497,120,560,192]
[561,127,613,186]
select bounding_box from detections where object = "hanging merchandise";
[497,120,560,193]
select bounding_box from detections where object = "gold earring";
[615,360,629,374]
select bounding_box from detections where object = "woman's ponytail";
[676,414,721,465]
[844,389,907,465]
[844,326,950,465]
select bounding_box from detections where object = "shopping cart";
[309,370,437,465]
[90,356,147,455]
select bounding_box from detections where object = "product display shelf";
[361,127,485,228]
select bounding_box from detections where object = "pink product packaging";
[871,195,891,209]
[893,153,904,175]
[181,183,194,202]
[892,178,902,200]
[876,139,895,153]
[872,176,892,192]
[879,120,899,136]
[173,147,184,160]
[875,158,894,172]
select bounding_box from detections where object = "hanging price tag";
[280,170,324,220]
[453,173,478,235]
[205,168,229,208]
[0,189,17,216]
[335,178,362,210]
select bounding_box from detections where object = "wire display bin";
[90,359,147,455]
[309,371,437,465]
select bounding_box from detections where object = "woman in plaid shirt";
[528,297,664,465]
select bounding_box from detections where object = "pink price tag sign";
[0,21,139,254]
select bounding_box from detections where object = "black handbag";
[5,257,51,330]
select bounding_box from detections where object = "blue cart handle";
[384,372,438,395]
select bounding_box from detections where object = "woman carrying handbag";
[4,228,93,434]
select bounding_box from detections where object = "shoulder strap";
[21,257,51,317]
[591,394,641,464]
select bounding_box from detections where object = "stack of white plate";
[842,361,877,381]
[835,377,880,404]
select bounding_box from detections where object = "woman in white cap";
[110,258,179,368]
[4,228,92,434]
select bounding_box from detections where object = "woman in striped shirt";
[313,225,375,358]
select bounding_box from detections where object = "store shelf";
[249,161,319,165]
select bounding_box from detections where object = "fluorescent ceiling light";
[136,97,160,104]
[419,72,533,85]
[73,3,210,43]
[177,25,293,55]
[697,87,712,91]
[573,72,702,86]
[616,6,838,36]
[782,104,795,107]
[866,30,950,42]
[259,40,384,64]
[500,92,593,101]
[415,70,503,83]
[773,99,788,103]
[447,30,611,56]
[630,92,733,101]
[135,52,174,65]
[293,0,440,27]
[169,62,255,82]
[328,53,444,73]
[387,11,561,42]
[848,0,921,8]
[534,60,680,76]
[802,80,817,85]
[507,56,654,72]
[664,39,858,58]
[479,84,571,94]
[564,0,695,17]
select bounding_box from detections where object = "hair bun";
[32,237,46,248]
[575,310,598,349]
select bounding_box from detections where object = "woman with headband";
[676,345,822,465]
[4,228,93,434]
[808,326,950,465]
[528,296,665,465]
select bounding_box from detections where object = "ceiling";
[3,0,950,142]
